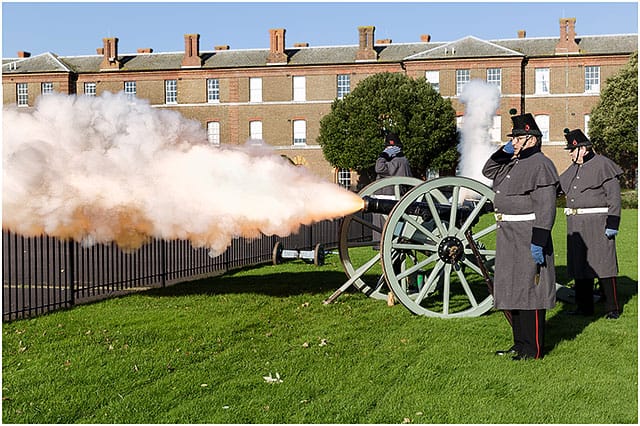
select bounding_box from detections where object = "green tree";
[318,72,458,181]
[588,52,638,188]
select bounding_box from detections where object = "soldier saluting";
[559,128,623,319]
[482,111,559,360]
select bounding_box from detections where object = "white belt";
[564,207,608,216]
[494,213,536,222]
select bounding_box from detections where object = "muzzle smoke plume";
[3,93,363,255]
[457,79,501,189]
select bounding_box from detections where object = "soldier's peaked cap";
[507,110,543,137]
[563,128,592,150]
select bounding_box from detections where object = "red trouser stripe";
[612,277,620,311]
[534,310,541,359]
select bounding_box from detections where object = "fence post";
[68,239,75,307]
[161,240,167,288]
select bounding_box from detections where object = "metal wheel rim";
[381,176,497,317]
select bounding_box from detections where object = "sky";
[1,1,638,58]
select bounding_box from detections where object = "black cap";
[385,132,402,147]
[563,128,592,150]
[507,112,542,137]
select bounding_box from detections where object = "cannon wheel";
[272,241,283,265]
[338,176,423,300]
[314,243,325,266]
[381,176,497,318]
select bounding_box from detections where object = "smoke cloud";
[3,92,363,255]
[457,79,501,188]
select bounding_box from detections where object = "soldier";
[559,128,623,319]
[375,132,413,181]
[482,111,559,360]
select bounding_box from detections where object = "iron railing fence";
[3,214,373,322]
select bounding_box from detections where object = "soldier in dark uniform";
[482,111,559,360]
[559,128,623,319]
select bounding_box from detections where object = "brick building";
[3,18,637,187]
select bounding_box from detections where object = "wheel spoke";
[442,263,452,315]
[471,223,497,240]
[455,265,478,307]
[350,214,383,234]
[414,259,445,303]
[400,212,440,242]
[455,195,490,236]
[395,252,439,281]
[423,193,448,237]
[448,186,460,234]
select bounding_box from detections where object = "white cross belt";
[564,207,608,216]
[494,213,536,222]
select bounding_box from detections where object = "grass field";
[2,209,637,423]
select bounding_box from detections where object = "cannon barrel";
[361,195,478,226]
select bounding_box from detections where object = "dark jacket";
[559,153,622,279]
[482,145,559,310]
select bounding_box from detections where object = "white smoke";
[2,92,363,255]
[457,79,501,188]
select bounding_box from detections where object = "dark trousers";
[575,277,620,314]
[509,309,546,359]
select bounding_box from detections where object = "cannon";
[272,242,327,266]
[325,176,499,318]
[325,175,571,318]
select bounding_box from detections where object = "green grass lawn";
[3,209,637,423]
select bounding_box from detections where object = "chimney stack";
[100,37,121,71]
[267,28,287,64]
[137,48,153,54]
[420,34,431,42]
[555,18,579,54]
[517,30,526,39]
[182,34,202,67]
[356,26,377,61]
[17,51,31,58]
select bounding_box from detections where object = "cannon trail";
[3,93,363,255]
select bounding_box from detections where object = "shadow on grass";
[144,266,355,299]
[546,265,637,354]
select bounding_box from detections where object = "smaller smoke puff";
[2,93,363,255]
[457,79,501,189]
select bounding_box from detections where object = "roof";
[3,33,637,75]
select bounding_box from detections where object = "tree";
[318,72,458,182]
[588,52,638,188]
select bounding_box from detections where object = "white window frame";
[17,83,28,106]
[489,116,502,142]
[535,68,550,95]
[584,115,591,137]
[249,120,263,141]
[535,114,550,143]
[207,121,220,145]
[207,78,220,103]
[337,74,350,99]
[425,70,440,93]
[124,81,136,99]
[293,76,306,102]
[585,66,600,93]
[487,68,501,93]
[337,168,352,188]
[456,69,470,96]
[165,80,177,104]
[250,77,262,103]
[293,120,307,145]
[41,82,54,95]
[84,82,96,97]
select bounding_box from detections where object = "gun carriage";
[325,176,503,318]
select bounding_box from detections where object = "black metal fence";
[3,216,372,322]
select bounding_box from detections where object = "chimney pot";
[267,28,288,64]
[420,34,431,42]
[376,39,392,45]
[137,48,153,53]
[293,42,309,48]
[100,37,120,71]
[182,33,202,67]
[214,45,230,51]
[96,47,104,55]
[356,26,377,61]
[17,51,31,58]
[517,30,526,38]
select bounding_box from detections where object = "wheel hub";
[437,236,464,264]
